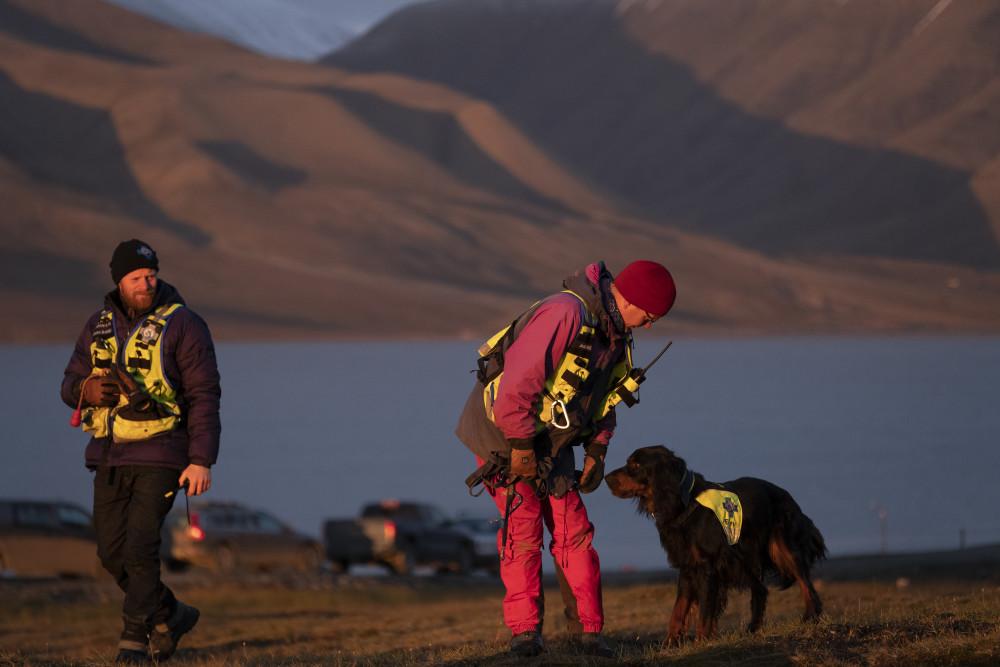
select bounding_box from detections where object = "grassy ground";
[2,573,999,666]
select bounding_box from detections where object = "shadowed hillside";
[0,0,157,65]
[1,0,999,341]
[329,0,1000,268]
[0,72,209,245]
[315,86,574,215]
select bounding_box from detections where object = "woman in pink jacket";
[456,260,676,657]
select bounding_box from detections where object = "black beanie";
[110,239,159,284]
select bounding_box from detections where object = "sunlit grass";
[2,576,998,665]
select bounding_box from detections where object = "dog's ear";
[645,446,687,488]
[666,450,687,477]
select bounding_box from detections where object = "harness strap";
[466,449,556,561]
[475,313,523,385]
[501,478,522,560]
[669,466,698,529]
[476,290,594,385]
[127,357,152,370]
[465,452,509,497]
[679,468,695,506]
[560,370,585,390]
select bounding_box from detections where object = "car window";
[14,503,58,527]
[395,506,422,521]
[255,512,285,535]
[456,518,496,534]
[243,512,260,531]
[57,505,93,528]
[0,503,13,525]
[206,510,235,531]
[426,507,447,526]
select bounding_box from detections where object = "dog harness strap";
[679,468,695,506]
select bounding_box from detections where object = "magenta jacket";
[61,281,221,470]
[456,262,630,487]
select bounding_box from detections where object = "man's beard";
[122,290,155,314]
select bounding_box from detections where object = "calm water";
[3,338,998,571]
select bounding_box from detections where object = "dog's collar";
[679,467,695,506]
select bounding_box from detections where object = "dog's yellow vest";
[695,489,743,545]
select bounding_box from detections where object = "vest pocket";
[112,402,180,443]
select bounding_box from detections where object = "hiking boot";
[148,601,200,661]
[117,615,150,664]
[578,632,615,658]
[114,640,150,665]
[509,630,544,657]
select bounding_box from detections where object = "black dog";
[606,445,826,643]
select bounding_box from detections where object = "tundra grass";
[1,576,998,666]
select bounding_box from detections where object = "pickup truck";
[323,500,481,575]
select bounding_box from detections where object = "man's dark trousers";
[93,465,180,640]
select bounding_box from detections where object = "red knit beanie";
[614,260,676,317]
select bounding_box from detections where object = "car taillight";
[383,520,396,541]
[187,512,205,542]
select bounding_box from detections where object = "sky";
[104,0,423,60]
[288,0,421,34]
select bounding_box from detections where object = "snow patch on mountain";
[106,0,356,60]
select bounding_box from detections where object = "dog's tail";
[770,485,827,589]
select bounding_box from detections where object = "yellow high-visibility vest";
[82,303,184,442]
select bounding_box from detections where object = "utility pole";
[878,506,888,555]
[871,502,889,555]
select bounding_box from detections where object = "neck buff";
[599,273,626,335]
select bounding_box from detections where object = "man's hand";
[179,464,211,496]
[81,376,120,407]
[578,442,608,494]
[508,438,538,480]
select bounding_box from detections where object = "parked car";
[161,501,322,573]
[323,500,477,575]
[0,499,102,579]
[450,516,500,573]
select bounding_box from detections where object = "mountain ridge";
[1,0,999,342]
[329,0,1000,267]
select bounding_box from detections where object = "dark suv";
[324,500,480,574]
[161,501,322,573]
[0,499,102,578]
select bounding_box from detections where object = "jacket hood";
[562,261,623,338]
[104,280,186,320]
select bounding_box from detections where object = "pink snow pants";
[486,469,604,635]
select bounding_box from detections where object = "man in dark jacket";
[61,239,221,664]
[456,260,676,657]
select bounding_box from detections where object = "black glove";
[80,376,120,407]
[508,438,538,480]
[578,442,607,494]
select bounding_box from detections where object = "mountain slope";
[329,0,1000,268]
[1,0,999,342]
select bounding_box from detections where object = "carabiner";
[550,399,571,430]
